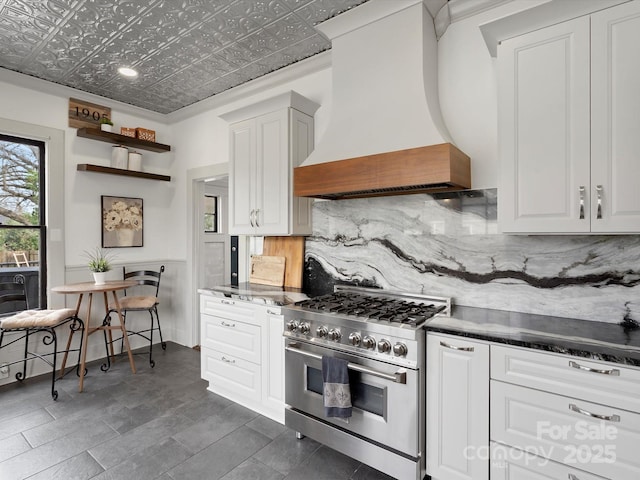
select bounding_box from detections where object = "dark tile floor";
[0,343,395,480]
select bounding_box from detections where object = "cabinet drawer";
[200,295,257,323]
[491,345,640,412]
[202,314,261,364]
[201,348,261,400]
[490,442,609,480]
[491,381,640,479]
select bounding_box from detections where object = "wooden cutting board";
[249,255,286,287]
[263,236,305,288]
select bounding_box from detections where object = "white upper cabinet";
[498,1,640,233]
[590,2,640,232]
[223,91,318,236]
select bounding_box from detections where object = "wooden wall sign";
[68,98,111,129]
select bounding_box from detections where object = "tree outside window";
[0,134,45,312]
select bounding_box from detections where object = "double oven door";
[284,338,422,457]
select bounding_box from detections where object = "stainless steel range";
[283,286,451,480]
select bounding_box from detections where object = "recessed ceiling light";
[118,67,138,78]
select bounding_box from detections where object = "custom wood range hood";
[294,144,470,199]
[293,0,472,199]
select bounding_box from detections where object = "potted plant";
[85,247,114,284]
[99,117,114,132]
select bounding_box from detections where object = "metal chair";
[105,265,166,368]
[0,274,84,400]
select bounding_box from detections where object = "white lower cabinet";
[427,334,640,479]
[200,294,285,423]
[490,443,609,480]
[491,345,640,480]
[262,309,285,418]
[426,333,490,480]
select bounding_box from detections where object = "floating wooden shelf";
[76,127,171,153]
[77,164,171,182]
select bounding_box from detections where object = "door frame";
[186,163,228,347]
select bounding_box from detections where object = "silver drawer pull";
[596,185,603,219]
[439,341,474,352]
[221,299,235,305]
[579,186,585,219]
[569,360,619,376]
[221,321,236,328]
[569,403,620,422]
[266,309,279,315]
[221,356,235,364]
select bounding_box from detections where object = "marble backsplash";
[303,189,640,324]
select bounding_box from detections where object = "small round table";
[53,279,138,392]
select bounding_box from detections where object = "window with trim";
[204,195,218,233]
[0,134,46,313]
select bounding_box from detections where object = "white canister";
[111,146,128,169]
[128,151,142,171]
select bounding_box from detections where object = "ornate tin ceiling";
[0,0,368,114]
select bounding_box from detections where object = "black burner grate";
[295,292,446,327]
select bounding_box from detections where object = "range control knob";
[393,342,408,357]
[348,332,361,346]
[362,336,376,349]
[316,325,328,338]
[286,320,298,332]
[377,339,392,353]
[298,322,311,335]
[328,328,342,341]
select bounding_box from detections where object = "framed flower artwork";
[101,196,143,248]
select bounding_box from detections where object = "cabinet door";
[498,17,591,233]
[426,334,490,480]
[490,443,609,480]
[201,348,262,402]
[201,313,261,364]
[591,1,640,232]
[491,380,640,480]
[255,109,289,235]
[262,307,285,423]
[229,118,257,234]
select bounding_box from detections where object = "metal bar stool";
[104,265,166,368]
[0,275,84,400]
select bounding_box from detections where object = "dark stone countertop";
[198,282,308,306]
[426,305,640,367]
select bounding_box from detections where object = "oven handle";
[285,344,407,384]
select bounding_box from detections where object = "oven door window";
[306,366,384,417]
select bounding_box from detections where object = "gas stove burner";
[294,288,450,327]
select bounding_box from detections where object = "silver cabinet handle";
[221,299,235,305]
[221,321,236,328]
[266,308,280,315]
[255,208,261,227]
[569,360,619,376]
[579,186,585,219]
[440,341,474,352]
[596,185,603,219]
[221,356,235,364]
[285,344,407,384]
[569,403,620,422]
[249,209,256,227]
